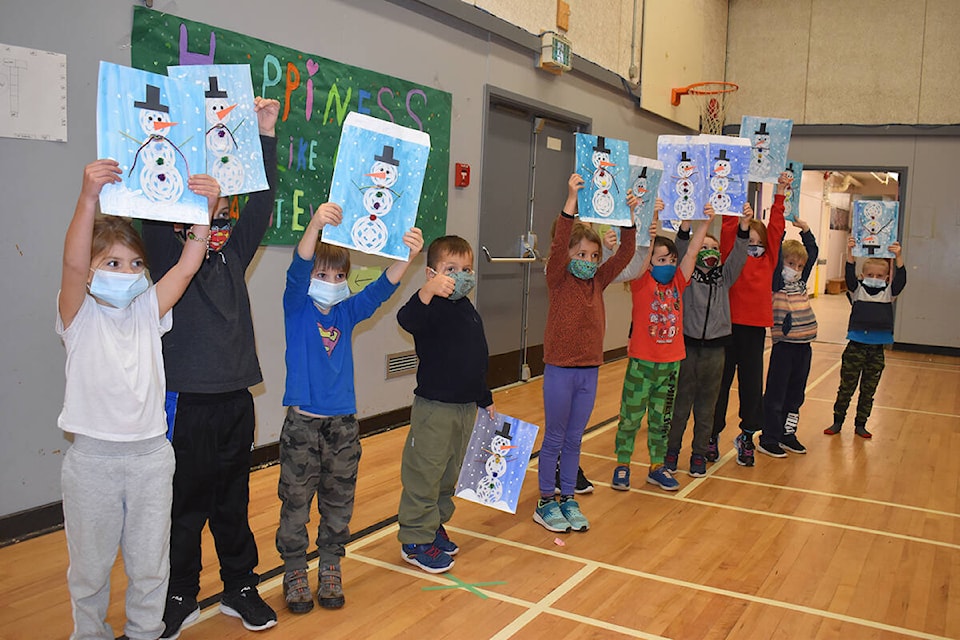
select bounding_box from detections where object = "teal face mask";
[567,258,599,280]
[88,269,149,309]
[448,270,477,300]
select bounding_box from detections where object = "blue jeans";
[539,364,599,496]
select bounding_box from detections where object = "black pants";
[167,390,259,599]
[712,324,767,437]
[760,341,812,448]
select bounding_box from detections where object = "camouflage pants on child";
[833,341,885,427]
[276,408,361,570]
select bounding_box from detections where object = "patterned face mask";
[782,266,801,283]
[567,258,599,280]
[747,244,765,258]
[696,248,721,269]
[448,270,477,300]
[208,217,232,252]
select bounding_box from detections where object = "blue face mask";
[567,258,599,280]
[747,245,765,258]
[309,278,350,309]
[89,269,149,309]
[651,264,677,284]
[862,277,887,290]
[448,270,477,300]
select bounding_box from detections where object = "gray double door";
[475,97,586,388]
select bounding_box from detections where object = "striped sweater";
[771,284,817,343]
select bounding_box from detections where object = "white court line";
[804,396,960,419]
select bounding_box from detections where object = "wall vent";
[386,350,419,379]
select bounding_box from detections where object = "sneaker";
[647,464,680,491]
[160,594,199,639]
[555,466,595,494]
[282,569,313,614]
[688,454,707,478]
[664,449,679,473]
[317,565,345,609]
[433,524,459,556]
[611,465,630,491]
[757,440,788,458]
[557,498,589,532]
[781,435,807,454]
[855,424,873,439]
[734,433,755,467]
[533,499,572,533]
[401,542,454,573]
[219,586,278,631]
[705,437,720,462]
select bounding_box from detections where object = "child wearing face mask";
[757,218,819,458]
[531,173,637,534]
[824,236,905,438]
[57,160,215,640]
[278,202,422,610]
[711,171,789,467]
[612,204,715,492]
[665,203,752,477]
[396,235,494,572]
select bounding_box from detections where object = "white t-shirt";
[56,287,173,441]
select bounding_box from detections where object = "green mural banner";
[131,6,451,245]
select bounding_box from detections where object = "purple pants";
[538,364,599,496]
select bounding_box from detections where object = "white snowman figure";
[708,148,735,214]
[131,84,184,204]
[589,137,619,218]
[475,420,515,505]
[203,76,244,195]
[629,165,651,209]
[782,162,798,220]
[751,121,772,176]
[352,145,401,253]
[672,151,698,219]
[860,201,887,255]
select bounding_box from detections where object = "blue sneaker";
[611,465,630,491]
[433,524,459,556]
[647,464,680,491]
[689,454,707,478]
[557,498,589,532]
[533,499,572,533]
[401,542,454,573]
[664,449,679,473]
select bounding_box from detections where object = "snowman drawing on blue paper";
[352,145,402,253]
[128,84,187,204]
[590,137,619,218]
[708,149,738,214]
[630,165,652,210]
[859,202,893,255]
[203,76,244,195]
[783,162,799,219]
[672,151,698,219]
[475,421,516,505]
[750,121,772,176]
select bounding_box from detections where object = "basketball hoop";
[670,81,739,134]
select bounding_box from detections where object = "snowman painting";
[859,202,893,255]
[672,151,699,219]
[782,161,801,220]
[589,136,619,218]
[630,165,651,209]
[475,421,517,505]
[127,84,189,204]
[852,200,898,259]
[203,76,245,195]
[741,115,794,184]
[627,156,663,244]
[351,145,402,253]
[708,148,736,214]
[750,121,772,176]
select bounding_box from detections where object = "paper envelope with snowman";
[455,411,539,514]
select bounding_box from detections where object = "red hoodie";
[721,193,785,328]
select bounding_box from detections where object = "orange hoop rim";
[671,81,739,106]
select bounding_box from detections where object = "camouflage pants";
[833,341,886,426]
[276,408,361,570]
[615,358,680,465]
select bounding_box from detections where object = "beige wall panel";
[918,0,960,123]
[725,0,811,124]
[641,0,728,130]
[805,0,924,124]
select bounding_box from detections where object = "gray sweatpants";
[62,434,174,640]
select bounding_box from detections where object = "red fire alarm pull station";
[455,163,470,188]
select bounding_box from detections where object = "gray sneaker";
[558,498,589,532]
[318,564,345,609]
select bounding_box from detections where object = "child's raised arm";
[60,160,124,328]
[680,203,717,280]
[297,202,343,261]
[155,175,218,316]
[385,227,425,284]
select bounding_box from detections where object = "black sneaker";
[734,433,755,467]
[161,594,200,639]
[757,440,788,458]
[781,435,807,454]
[705,437,720,462]
[555,466,594,494]
[220,586,277,631]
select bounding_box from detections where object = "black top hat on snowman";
[134,84,169,113]
[494,421,514,440]
[205,76,228,99]
[638,166,648,178]
[714,149,730,161]
[680,151,692,162]
[593,136,611,155]
[754,122,769,136]
[374,145,400,166]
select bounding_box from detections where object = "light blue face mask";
[88,269,149,309]
[862,277,887,290]
[448,270,477,300]
[567,258,599,280]
[309,278,350,309]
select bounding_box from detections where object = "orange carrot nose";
[599,161,616,168]
[365,171,387,179]
[635,187,648,193]
[217,104,238,120]
[153,121,178,130]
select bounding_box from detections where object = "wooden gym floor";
[1,341,958,639]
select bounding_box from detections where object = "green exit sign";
[540,32,572,74]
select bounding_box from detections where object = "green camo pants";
[615,358,680,465]
[833,341,885,426]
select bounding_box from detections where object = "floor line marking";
[803,396,960,419]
